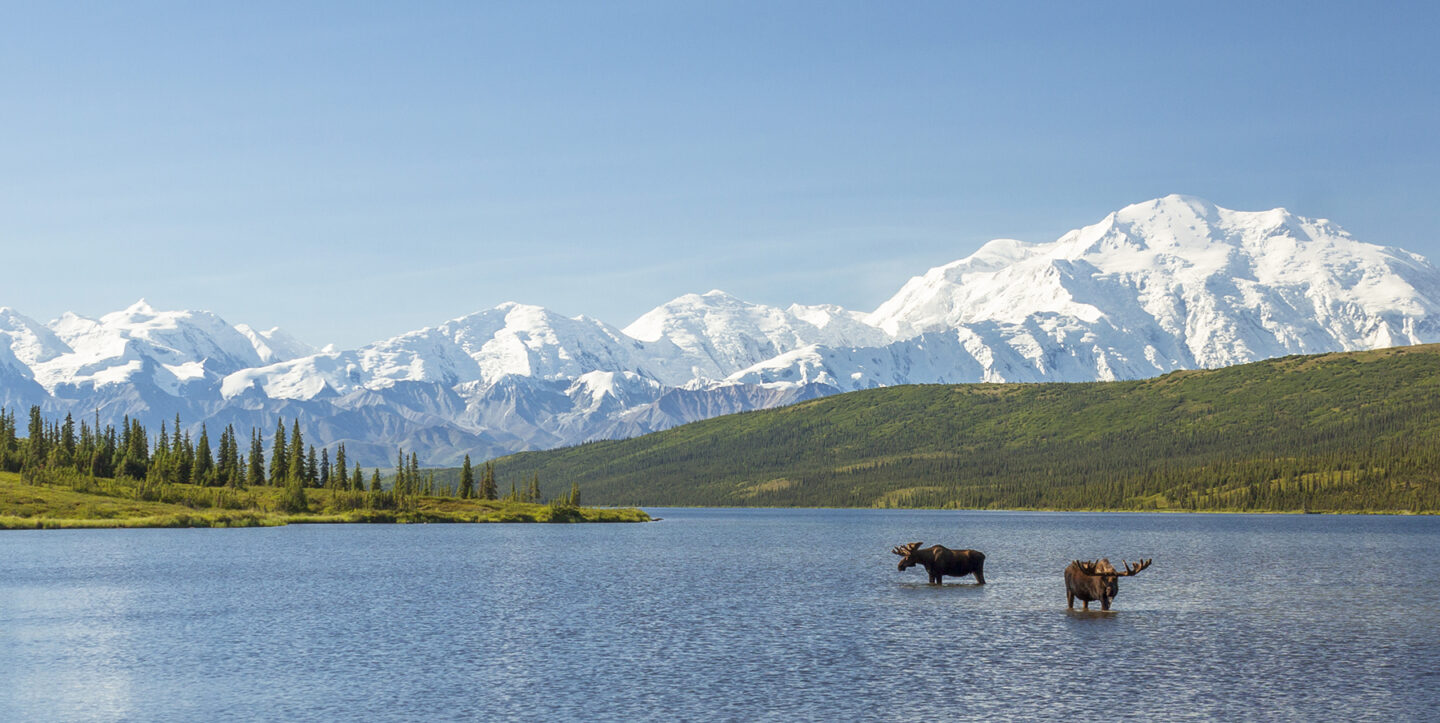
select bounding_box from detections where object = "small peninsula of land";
[0,404,648,528]
[0,470,649,529]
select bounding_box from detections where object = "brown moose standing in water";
[891,542,986,585]
[1064,558,1152,610]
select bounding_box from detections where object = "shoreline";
[603,504,1435,517]
[0,508,653,530]
[0,470,650,530]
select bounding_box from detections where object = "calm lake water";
[2,509,1438,721]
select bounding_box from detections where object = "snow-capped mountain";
[4,195,1438,466]
[868,195,1437,365]
[624,290,890,384]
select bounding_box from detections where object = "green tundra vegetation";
[0,411,646,529]
[487,345,1440,513]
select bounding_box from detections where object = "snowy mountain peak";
[235,324,317,364]
[0,307,72,366]
[118,298,158,316]
[1119,193,1219,219]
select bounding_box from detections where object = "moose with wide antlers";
[1064,558,1152,611]
[891,542,986,585]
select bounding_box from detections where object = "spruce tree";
[220,425,239,487]
[195,425,214,486]
[248,429,266,487]
[320,447,331,489]
[390,449,401,497]
[459,455,475,499]
[77,417,93,467]
[173,414,184,456]
[306,445,319,488]
[60,413,76,466]
[270,421,288,485]
[119,414,132,459]
[287,420,305,486]
[99,420,117,478]
[481,461,497,500]
[409,452,419,489]
[176,432,194,485]
[334,444,348,491]
[214,426,230,486]
[154,421,170,480]
[0,407,15,468]
[27,405,48,468]
[116,418,146,479]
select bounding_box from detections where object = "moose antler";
[892,542,923,556]
[1072,558,1152,577]
[1117,558,1152,577]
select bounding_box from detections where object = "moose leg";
[1100,597,1111,611]
[1067,591,1075,609]
[972,568,985,585]
[1082,600,1090,611]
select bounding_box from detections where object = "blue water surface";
[2,509,1438,721]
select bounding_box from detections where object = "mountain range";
[4,194,1438,466]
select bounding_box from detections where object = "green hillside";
[489,345,1440,513]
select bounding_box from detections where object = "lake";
[2,509,1438,721]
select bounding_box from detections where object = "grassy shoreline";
[0,470,650,529]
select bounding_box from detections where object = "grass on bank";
[0,470,649,529]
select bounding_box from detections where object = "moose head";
[892,542,924,572]
[1065,557,1151,611]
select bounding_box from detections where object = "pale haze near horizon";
[2,2,1436,349]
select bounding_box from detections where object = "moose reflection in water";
[1064,558,1152,611]
[891,542,986,585]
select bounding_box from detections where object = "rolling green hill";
[487,345,1440,513]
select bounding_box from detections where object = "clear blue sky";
[3,2,1437,348]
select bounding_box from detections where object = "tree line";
[0,405,580,511]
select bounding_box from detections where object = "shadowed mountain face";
[4,196,1440,466]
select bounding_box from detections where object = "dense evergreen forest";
[485,345,1440,513]
[0,409,586,525]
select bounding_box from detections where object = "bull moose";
[1064,558,1152,611]
[891,542,986,585]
